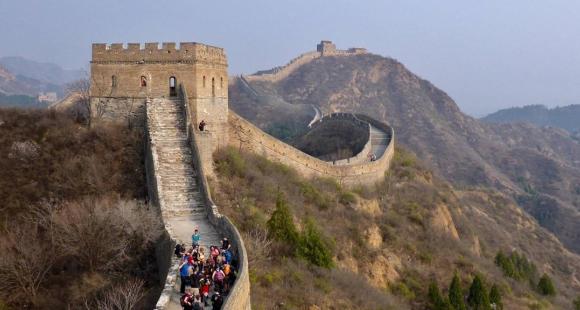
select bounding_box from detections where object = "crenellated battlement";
[91,42,227,65]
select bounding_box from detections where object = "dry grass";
[212,146,580,309]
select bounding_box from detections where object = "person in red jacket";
[200,277,211,306]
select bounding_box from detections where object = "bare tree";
[83,278,146,310]
[96,279,146,310]
[66,73,91,125]
[0,224,57,305]
[242,228,273,267]
[51,198,162,272]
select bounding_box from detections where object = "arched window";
[140,76,147,87]
[169,76,177,97]
[203,76,206,88]
[112,75,117,87]
[211,77,215,97]
[220,77,223,88]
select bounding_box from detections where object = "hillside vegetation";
[230,53,580,257]
[0,109,162,309]
[211,147,580,309]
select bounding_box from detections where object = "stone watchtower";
[89,42,229,145]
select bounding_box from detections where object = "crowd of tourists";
[174,229,237,310]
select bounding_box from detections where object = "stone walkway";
[148,98,223,309]
[370,125,389,158]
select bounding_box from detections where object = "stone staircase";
[147,98,223,309]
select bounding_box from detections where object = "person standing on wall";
[192,229,201,247]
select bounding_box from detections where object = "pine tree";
[428,281,445,309]
[267,193,299,246]
[537,274,556,296]
[489,284,503,310]
[448,273,466,310]
[298,218,334,268]
[467,275,491,310]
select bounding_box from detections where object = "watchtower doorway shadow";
[169,76,177,97]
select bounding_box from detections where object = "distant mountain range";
[0,57,84,106]
[0,56,84,86]
[482,104,580,133]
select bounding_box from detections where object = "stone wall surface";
[90,42,228,113]
[228,111,395,186]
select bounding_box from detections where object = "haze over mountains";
[0,56,84,104]
[230,52,580,257]
[482,104,580,134]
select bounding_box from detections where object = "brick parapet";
[228,111,394,186]
[91,42,227,66]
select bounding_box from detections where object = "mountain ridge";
[229,52,580,256]
[482,104,580,133]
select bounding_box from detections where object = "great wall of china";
[243,40,367,83]
[88,40,394,309]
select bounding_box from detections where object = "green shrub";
[390,282,416,301]
[215,147,246,177]
[573,296,580,310]
[298,181,332,210]
[537,274,556,296]
[314,276,332,294]
[260,270,283,287]
[395,149,416,167]
[494,250,537,282]
[339,191,357,205]
[489,284,503,310]
[267,193,299,246]
[297,218,334,268]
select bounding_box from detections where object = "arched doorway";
[169,76,176,97]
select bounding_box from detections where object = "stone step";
[160,193,201,200]
[161,193,202,201]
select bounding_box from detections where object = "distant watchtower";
[89,42,228,131]
[317,40,337,56]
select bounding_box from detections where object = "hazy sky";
[1,0,579,116]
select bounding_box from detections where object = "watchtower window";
[112,75,117,87]
[220,77,223,88]
[203,76,206,88]
[212,77,215,97]
[169,76,177,97]
[140,76,147,87]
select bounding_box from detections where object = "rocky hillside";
[229,53,580,257]
[482,104,580,133]
[212,147,580,309]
